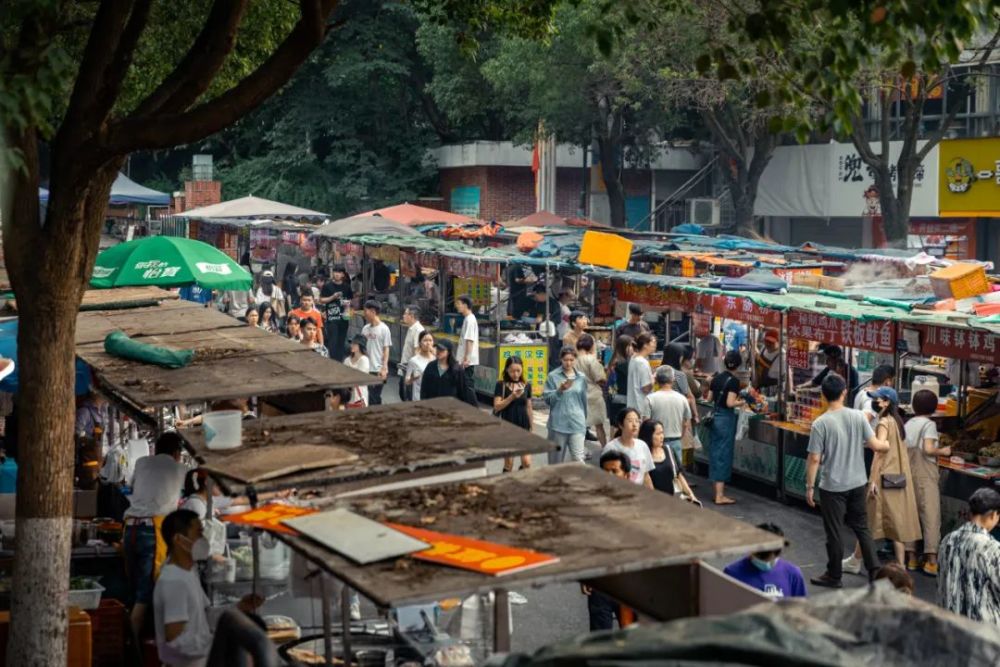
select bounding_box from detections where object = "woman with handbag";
[867,387,921,566]
[707,350,746,506]
[639,419,699,505]
[904,389,952,576]
[343,335,370,408]
[494,356,533,473]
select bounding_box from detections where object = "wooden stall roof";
[78,331,376,407]
[79,286,179,311]
[275,465,783,608]
[75,300,241,345]
[181,398,554,492]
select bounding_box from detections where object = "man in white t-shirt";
[648,366,692,466]
[155,509,261,667]
[854,364,894,426]
[455,295,479,390]
[361,300,392,405]
[398,305,425,402]
[124,432,188,637]
[627,333,655,418]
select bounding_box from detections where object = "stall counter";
[694,403,782,497]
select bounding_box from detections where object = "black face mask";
[262,277,274,286]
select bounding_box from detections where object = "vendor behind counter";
[809,345,859,397]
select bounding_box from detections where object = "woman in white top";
[405,330,435,401]
[600,408,654,489]
[180,469,291,520]
[627,333,656,419]
[343,335,371,407]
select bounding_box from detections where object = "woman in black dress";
[494,356,534,473]
[639,419,699,504]
[420,339,477,407]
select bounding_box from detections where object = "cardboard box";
[930,263,989,300]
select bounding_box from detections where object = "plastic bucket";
[203,410,242,450]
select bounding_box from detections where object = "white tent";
[178,195,328,220]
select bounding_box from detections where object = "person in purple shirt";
[724,523,807,600]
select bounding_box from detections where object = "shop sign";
[444,257,499,281]
[249,229,277,262]
[615,281,684,309]
[918,324,1000,364]
[366,244,401,264]
[499,343,548,397]
[787,311,895,353]
[689,292,781,329]
[788,338,810,369]
[939,137,1000,216]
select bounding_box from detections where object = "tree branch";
[130,0,250,117]
[701,108,742,165]
[105,0,337,153]
[57,1,154,165]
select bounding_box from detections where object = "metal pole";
[320,575,334,667]
[340,583,353,667]
[493,590,511,653]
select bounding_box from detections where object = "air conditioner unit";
[687,198,721,227]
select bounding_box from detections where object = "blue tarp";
[0,320,91,395]
[38,173,170,206]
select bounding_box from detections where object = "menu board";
[499,343,548,396]
[788,338,810,369]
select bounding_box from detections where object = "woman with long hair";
[343,335,370,407]
[866,387,921,567]
[601,408,653,488]
[608,334,634,416]
[543,346,589,463]
[420,339,477,406]
[494,356,534,473]
[285,314,303,342]
[663,342,700,418]
[281,262,300,312]
[639,419,698,503]
[575,334,608,445]
[405,330,436,401]
[707,350,745,505]
[257,302,278,333]
[904,389,952,576]
[244,307,260,328]
[627,333,656,418]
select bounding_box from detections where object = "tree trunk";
[2,130,120,664]
[596,136,626,228]
[731,189,758,237]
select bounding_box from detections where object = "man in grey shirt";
[805,373,889,588]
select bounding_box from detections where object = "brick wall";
[438,165,652,222]
[182,180,221,212]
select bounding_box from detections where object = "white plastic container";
[911,375,940,400]
[203,410,242,450]
[68,582,105,610]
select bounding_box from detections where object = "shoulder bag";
[880,420,907,489]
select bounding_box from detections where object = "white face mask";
[182,534,211,561]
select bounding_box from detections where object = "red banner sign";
[444,257,499,281]
[787,311,895,353]
[614,281,684,309]
[918,324,1000,364]
[688,292,782,329]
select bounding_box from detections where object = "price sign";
[788,338,810,369]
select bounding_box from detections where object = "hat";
[871,387,899,404]
[262,270,274,278]
[350,334,367,353]
[763,329,779,344]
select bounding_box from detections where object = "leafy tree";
[0,1,554,662]
[482,1,676,228]
[699,0,1000,241]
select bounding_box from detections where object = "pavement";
[256,376,940,657]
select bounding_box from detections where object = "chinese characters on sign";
[444,257,500,282]
[786,311,895,354]
[788,339,810,369]
[132,259,182,280]
[499,344,547,396]
[689,292,782,329]
[838,153,925,184]
[918,325,1000,365]
[614,281,684,309]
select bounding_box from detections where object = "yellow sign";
[452,277,490,308]
[939,138,1000,217]
[499,343,548,396]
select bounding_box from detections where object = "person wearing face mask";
[723,523,806,600]
[154,510,262,666]
[254,270,286,323]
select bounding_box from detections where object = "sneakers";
[841,554,862,575]
[349,601,361,621]
[508,591,528,605]
[906,556,921,571]
[922,561,939,577]
[810,573,844,589]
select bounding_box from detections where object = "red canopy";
[360,203,473,226]
[508,211,608,228]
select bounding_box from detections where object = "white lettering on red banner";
[786,311,895,353]
[920,325,1000,364]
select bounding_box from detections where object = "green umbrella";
[91,236,252,290]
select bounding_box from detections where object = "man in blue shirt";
[724,523,807,600]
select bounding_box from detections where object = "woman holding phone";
[494,356,534,473]
[543,346,589,464]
